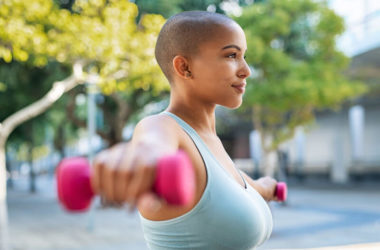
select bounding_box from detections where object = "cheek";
[198,61,235,83]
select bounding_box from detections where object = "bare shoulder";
[134,113,180,135]
[132,113,182,145]
[136,113,178,127]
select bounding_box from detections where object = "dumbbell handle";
[57,150,195,212]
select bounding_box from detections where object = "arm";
[240,171,278,202]
[91,115,180,209]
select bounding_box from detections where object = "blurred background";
[0,0,379,249]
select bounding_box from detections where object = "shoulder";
[132,113,184,148]
[133,113,180,135]
[135,113,179,131]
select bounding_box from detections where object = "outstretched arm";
[91,115,180,210]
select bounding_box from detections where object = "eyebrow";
[221,45,241,51]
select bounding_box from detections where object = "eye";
[227,53,237,58]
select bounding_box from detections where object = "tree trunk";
[0,62,84,250]
[259,147,277,177]
[66,91,111,145]
[0,141,10,250]
[56,124,66,159]
[252,106,277,177]
[28,142,36,193]
[110,92,130,144]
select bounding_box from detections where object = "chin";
[222,100,243,109]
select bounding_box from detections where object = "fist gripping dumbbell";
[56,151,288,212]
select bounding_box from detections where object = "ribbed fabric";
[139,111,273,250]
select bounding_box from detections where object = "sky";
[327,0,380,56]
[328,0,380,25]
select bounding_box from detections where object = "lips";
[231,83,246,94]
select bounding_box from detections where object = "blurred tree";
[0,1,165,247]
[177,0,225,13]
[234,0,367,176]
[0,61,74,192]
[58,0,170,146]
[134,0,183,18]
[134,0,254,18]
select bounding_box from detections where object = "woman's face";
[189,22,251,109]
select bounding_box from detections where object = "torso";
[138,112,273,249]
[138,114,246,221]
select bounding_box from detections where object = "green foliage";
[0,61,73,157]
[134,0,252,19]
[0,0,170,149]
[177,0,225,13]
[234,0,367,150]
[134,0,183,18]
[0,82,6,92]
[0,0,168,95]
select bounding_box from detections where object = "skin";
[91,21,278,221]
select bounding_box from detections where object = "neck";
[167,89,217,135]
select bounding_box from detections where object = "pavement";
[5,175,380,250]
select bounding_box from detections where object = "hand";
[256,176,278,202]
[91,142,166,212]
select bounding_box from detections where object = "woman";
[92,11,278,250]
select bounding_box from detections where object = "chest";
[199,134,246,188]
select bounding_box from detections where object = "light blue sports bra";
[139,111,273,250]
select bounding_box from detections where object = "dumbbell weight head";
[275,182,287,202]
[154,150,195,205]
[56,157,94,212]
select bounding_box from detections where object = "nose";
[237,60,251,79]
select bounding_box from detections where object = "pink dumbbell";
[275,182,287,202]
[56,150,195,212]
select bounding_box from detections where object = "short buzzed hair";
[155,11,236,83]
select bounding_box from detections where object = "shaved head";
[155,11,237,83]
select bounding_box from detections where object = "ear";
[172,55,192,80]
